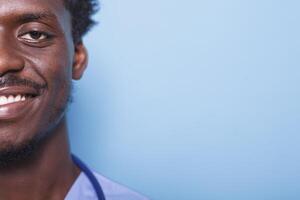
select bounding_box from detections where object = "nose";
[0,40,25,76]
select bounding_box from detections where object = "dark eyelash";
[29,31,53,39]
[18,29,56,47]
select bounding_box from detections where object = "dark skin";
[0,0,88,199]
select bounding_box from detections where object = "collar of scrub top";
[71,154,106,200]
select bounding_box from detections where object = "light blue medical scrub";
[64,171,149,200]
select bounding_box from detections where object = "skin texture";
[0,0,88,199]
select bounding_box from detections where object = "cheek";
[29,43,74,114]
[43,47,73,81]
[31,43,73,90]
[46,48,73,106]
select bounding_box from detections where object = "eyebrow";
[16,12,58,24]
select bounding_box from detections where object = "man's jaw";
[0,134,41,169]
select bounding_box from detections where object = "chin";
[0,131,41,168]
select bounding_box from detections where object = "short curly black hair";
[64,0,99,43]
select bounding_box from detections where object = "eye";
[19,31,51,42]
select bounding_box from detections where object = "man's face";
[0,0,86,153]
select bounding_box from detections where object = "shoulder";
[93,172,149,200]
[65,171,149,200]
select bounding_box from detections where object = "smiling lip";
[0,86,41,120]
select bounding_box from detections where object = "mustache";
[0,75,47,92]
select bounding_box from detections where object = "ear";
[72,42,88,80]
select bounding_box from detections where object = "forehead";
[0,0,70,26]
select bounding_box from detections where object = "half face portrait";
[0,0,89,165]
[0,1,148,200]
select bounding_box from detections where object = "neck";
[0,118,80,200]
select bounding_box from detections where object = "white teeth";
[7,95,14,103]
[0,96,7,105]
[0,95,27,106]
[15,95,21,102]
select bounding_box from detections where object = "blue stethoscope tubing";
[72,154,106,200]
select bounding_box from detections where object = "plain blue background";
[67,0,300,199]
